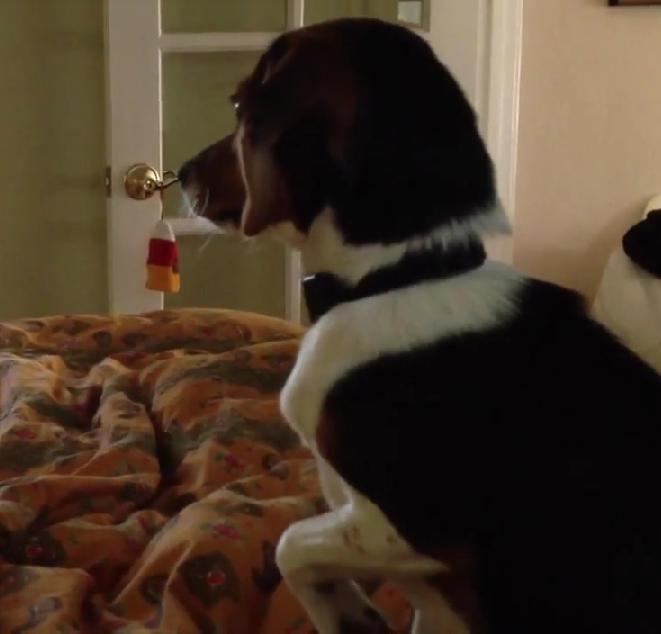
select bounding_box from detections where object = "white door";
[105,0,521,320]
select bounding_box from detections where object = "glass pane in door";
[162,0,288,33]
[162,51,258,216]
[163,235,286,317]
[162,51,286,318]
[304,0,398,25]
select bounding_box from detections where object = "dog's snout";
[177,134,245,228]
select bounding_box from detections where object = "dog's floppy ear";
[239,128,293,236]
[237,45,302,237]
[237,34,346,237]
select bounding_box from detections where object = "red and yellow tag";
[146,219,180,293]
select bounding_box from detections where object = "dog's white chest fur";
[280,262,522,450]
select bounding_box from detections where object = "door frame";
[421,0,522,261]
[104,0,522,318]
[485,0,523,262]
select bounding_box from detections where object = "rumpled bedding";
[0,309,410,633]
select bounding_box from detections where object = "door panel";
[304,0,398,24]
[165,236,286,315]
[162,50,285,316]
[161,51,260,219]
[161,0,288,33]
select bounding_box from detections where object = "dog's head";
[179,18,498,252]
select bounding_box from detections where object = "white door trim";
[104,0,163,315]
[484,0,523,262]
[486,0,523,231]
[422,0,522,263]
[284,0,305,324]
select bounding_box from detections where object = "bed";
[0,309,410,633]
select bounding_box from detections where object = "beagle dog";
[179,18,661,634]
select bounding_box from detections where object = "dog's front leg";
[276,495,446,633]
[400,579,471,634]
[316,455,349,510]
[276,507,389,633]
[288,575,388,634]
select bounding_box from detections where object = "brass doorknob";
[124,163,178,200]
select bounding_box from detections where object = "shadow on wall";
[517,196,656,302]
[0,0,107,320]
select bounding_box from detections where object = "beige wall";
[0,0,107,320]
[514,0,661,299]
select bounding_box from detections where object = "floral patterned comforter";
[0,309,410,634]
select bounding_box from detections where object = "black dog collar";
[303,239,487,323]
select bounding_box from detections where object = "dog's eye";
[229,94,241,116]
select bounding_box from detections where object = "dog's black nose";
[178,161,193,186]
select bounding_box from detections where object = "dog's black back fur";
[321,278,661,633]
[329,19,497,244]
